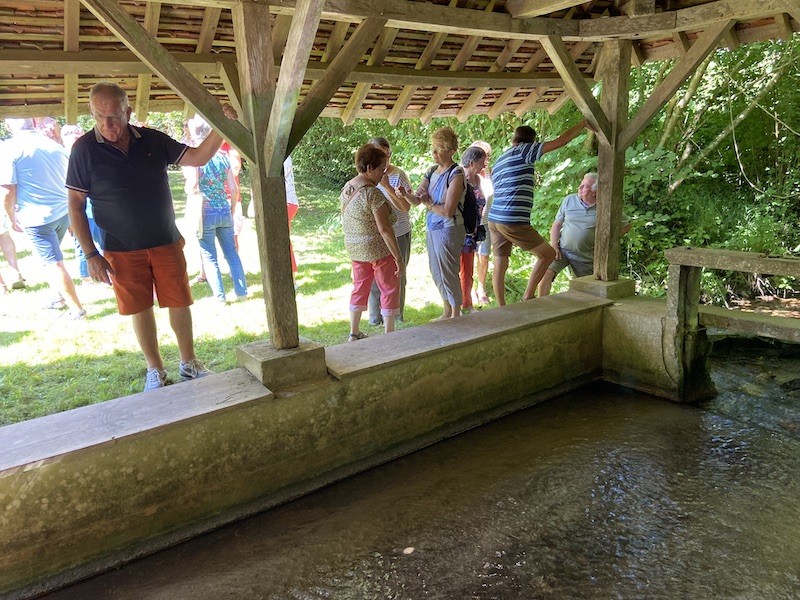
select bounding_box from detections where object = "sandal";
[348,332,367,342]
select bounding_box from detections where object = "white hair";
[188,115,212,142]
[583,172,599,192]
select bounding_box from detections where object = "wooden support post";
[594,39,631,282]
[64,0,80,123]
[233,0,299,350]
[664,263,715,402]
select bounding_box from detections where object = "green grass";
[0,170,570,426]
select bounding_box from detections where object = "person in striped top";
[487,120,589,305]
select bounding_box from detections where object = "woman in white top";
[367,137,413,326]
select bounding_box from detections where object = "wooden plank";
[64,0,80,123]
[459,39,523,122]
[288,17,386,155]
[517,39,591,116]
[506,0,589,19]
[619,19,733,150]
[579,0,786,39]
[80,0,255,161]
[420,33,482,124]
[594,39,631,281]
[484,45,545,120]
[621,0,656,17]
[341,26,398,125]
[0,49,224,75]
[699,305,800,344]
[322,21,350,62]
[540,35,611,145]
[420,0,495,124]
[271,13,293,57]
[135,1,161,124]
[776,12,795,39]
[217,60,244,123]
[197,7,222,53]
[673,30,691,55]
[262,0,324,176]
[232,0,274,139]
[664,247,800,277]
[388,25,449,126]
[723,25,741,49]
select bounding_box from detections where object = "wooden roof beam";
[63,0,80,123]
[484,46,546,120]
[262,0,324,176]
[134,2,161,124]
[388,0,455,127]
[80,0,254,161]
[457,39,523,122]
[288,17,386,155]
[420,0,497,124]
[506,0,587,19]
[341,26,398,126]
[776,13,795,39]
[579,0,788,40]
[619,18,734,150]
[540,35,611,144]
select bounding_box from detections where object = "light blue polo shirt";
[557,193,629,265]
[0,131,69,227]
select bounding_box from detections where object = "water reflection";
[45,347,800,600]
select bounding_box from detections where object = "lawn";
[0,170,557,426]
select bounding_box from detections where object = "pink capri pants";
[350,255,400,316]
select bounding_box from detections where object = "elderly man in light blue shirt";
[0,117,85,317]
[538,172,631,296]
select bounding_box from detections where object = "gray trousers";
[369,232,411,322]
[427,226,463,308]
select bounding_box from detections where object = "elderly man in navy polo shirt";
[538,172,631,296]
[66,82,238,392]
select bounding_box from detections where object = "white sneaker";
[179,359,212,381]
[144,368,168,391]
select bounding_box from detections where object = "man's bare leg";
[522,242,557,301]
[493,255,509,306]
[132,307,164,370]
[48,260,83,311]
[538,268,557,297]
[169,306,195,363]
[0,231,23,282]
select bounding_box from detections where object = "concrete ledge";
[326,291,611,379]
[238,337,328,389]
[0,294,613,598]
[569,276,636,299]
[0,369,272,473]
[700,305,800,343]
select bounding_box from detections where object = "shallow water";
[44,345,800,600]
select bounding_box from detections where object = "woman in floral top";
[185,117,247,303]
[340,144,404,341]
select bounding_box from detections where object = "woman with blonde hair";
[399,127,465,319]
[340,144,404,340]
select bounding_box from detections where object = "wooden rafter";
[341,26,398,125]
[271,14,293,57]
[63,0,80,123]
[134,2,161,124]
[485,46,545,120]
[517,40,591,117]
[420,0,496,124]
[619,19,734,149]
[80,0,254,161]
[540,35,611,144]
[457,39,523,122]
[289,17,386,154]
[262,0,324,177]
[506,0,588,19]
[323,22,350,62]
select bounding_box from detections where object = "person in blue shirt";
[487,120,589,305]
[538,172,631,296]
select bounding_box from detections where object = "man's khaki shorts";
[488,222,547,257]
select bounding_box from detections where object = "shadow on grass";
[0,329,266,427]
[0,331,29,347]
[296,261,350,294]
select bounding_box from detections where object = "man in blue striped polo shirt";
[488,120,589,305]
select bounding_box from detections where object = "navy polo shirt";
[66,125,187,252]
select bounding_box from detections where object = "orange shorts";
[104,239,193,315]
[489,222,547,257]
